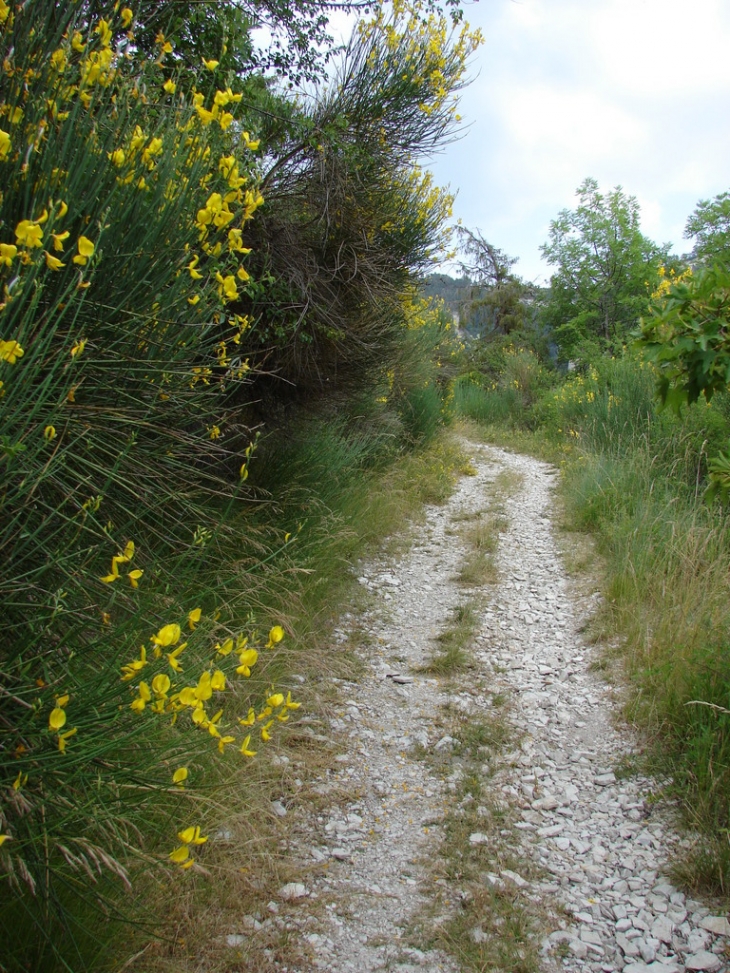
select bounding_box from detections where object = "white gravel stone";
[700,915,730,936]
[279,883,308,901]
[684,951,723,972]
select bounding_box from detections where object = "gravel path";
[283,442,729,973]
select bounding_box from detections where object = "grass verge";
[130,426,471,972]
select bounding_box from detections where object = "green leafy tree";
[639,264,730,409]
[540,177,670,359]
[685,192,730,266]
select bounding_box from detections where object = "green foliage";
[452,340,556,428]
[540,178,671,357]
[639,263,730,410]
[685,191,730,265]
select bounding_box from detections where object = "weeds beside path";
[242,435,730,973]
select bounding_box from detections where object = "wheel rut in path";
[282,442,729,973]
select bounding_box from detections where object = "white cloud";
[428,0,730,281]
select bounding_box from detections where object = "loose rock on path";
[280,441,729,973]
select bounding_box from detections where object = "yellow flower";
[163,79,176,95]
[151,623,181,647]
[52,231,70,252]
[217,734,235,753]
[236,648,258,677]
[70,338,87,359]
[285,690,301,710]
[240,734,256,757]
[178,825,207,845]
[195,671,213,701]
[239,707,255,726]
[13,772,27,791]
[72,31,86,52]
[208,425,221,440]
[188,608,202,631]
[167,642,186,672]
[0,340,23,364]
[108,148,126,167]
[45,251,65,271]
[195,105,216,126]
[15,220,43,249]
[178,687,198,707]
[43,425,56,441]
[215,272,238,302]
[237,265,250,282]
[0,835,11,847]
[57,727,77,753]
[202,58,219,70]
[169,844,190,865]
[266,625,284,648]
[0,129,10,161]
[227,229,248,253]
[211,669,226,691]
[130,681,151,712]
[49,707,67,731]
[128,568,143,588]
[95,18,112,46]
[142,137,163,166]
[172,767,188,786]
[72,236,95,266]
[0,243,17,265]
[266,693,284,708]
[260,720,273,742]
[152,673,171,696]
[187,254,203,279]
[121,7,134,28]
[187,294,200,306]
[121,645,147,680]
[216,638,234,656]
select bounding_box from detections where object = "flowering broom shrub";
[0,0,480,966]
[0,3,304,967]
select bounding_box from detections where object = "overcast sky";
[418,0,730,283]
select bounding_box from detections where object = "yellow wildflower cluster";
[1,8,264,335]
[358,0,482,123]
[118,615,298,772]
[169,824,207,870]
[651,264,693,301]
[100,539,142,587]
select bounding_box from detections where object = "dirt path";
[277,441,729,973]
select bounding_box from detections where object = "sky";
[412,0,730,283]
